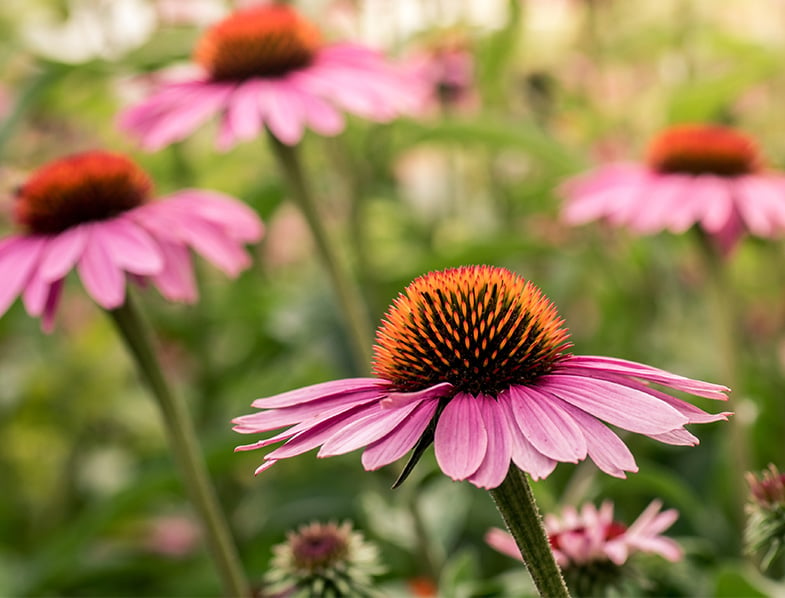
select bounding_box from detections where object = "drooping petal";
[40,279,64,333]
[468,394,513,489]
[257,80,306,145]
[149,240,198,302]
[318,399,424,457]
[361,399,440,470]
[77,224,126,309]
[505,385,587,462]
[0,236,48,317]
[38,224,89,282]
[497,393,557,480]
[434,392,487,480]
[97,217,163,275]
[251,378,383,409]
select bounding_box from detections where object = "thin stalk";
[489,467,570,598]
[267,133,374,371]
[695,232,748,526]
[109,295,249,597]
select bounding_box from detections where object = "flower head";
[119,3,424,150]
[562,124,785,255]
[264,521,384,597]
[234,265,729,489]
[0,150,262,331]
[486,500,682,595]
[744,464,785,572]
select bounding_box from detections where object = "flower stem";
[267,133,374,371]
[109,294,249,597]
[695,233,748,527]
[489,467,570,598]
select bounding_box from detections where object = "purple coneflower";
[487,500,682,567]
[234,265,729,489]
[487,500,682,595]
[119,3,422,150]
[562,124,785,255]
[0,150,262,331]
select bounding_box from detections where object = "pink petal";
[468,394,513,489]
[264,402,379,460]
[541,374,688,434]
[691,175,733,233]
[39,225,88,282]
[300,91,345,136]
[251,378,383,409]
[40,279,64,333]
[380,382,453,407]
[434,393,487,480]
[257,81,306,145]
[164,191,264,242]
[219,80,265,149]
[149,240,197,302]
[0,236,48,317]
[77,224,126,309]
[735,175,785,236]
[497,393,557,480]
[318,399,424,457]
[485,528,522,561]
[556,400,638,477]
[505,385,588,462]
[98,217,163,275]
[173,215,250,276]
[361,399,440,470]
[647,428,699,446]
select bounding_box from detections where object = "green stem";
[109,295,249,597]
[695,232,748,527]
[489,467,571,598]
[267,133,374,371]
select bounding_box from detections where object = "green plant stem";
[489,467,571,598]
[109,295,249,597]
[267,133,374,371]
[695,233,748,526]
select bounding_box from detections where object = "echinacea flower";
[562,124,785,255]
[744,464,785,572]
[264,521,384,598]
[119,3,423,150]
[486,500,682,595]
[0,150,262,331]
[234,265,729,489]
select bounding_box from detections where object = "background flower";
[561,124,785,255]
[0,150,262,331]
[119,3,425,150]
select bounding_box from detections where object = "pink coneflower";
[0,150,262,331]
[234,265,729,489]
[562,124,785,255]
[487,500,682,567]
[119,3,422,150]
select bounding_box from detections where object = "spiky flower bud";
[264,521,384,597]
[745,464,785,575]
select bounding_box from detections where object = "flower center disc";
[646,124,761,177]
[195,5,321,81]
[291,524,349,572]
[372,266,571,395]
[15,151,151,234]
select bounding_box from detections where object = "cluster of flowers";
[8,1,785,595]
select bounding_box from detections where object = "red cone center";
[646,124,761,177]
[195,5,321,81]
[15,151,151,234]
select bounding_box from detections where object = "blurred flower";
[234,265,729,489]
[0,150,262,331]
[264,521,384,597]
[486,500,682,595]
[745,464,785,573]
[23,0,157,64]
[405,37,477,113]
[144,514,201,558]
[119,3,424,150]
[562,124,785,255]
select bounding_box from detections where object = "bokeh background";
[1,0,784,595]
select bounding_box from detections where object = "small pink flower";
[486,499,683,568]
[234,265,729,489]
[0,150,262,331]
[119,3,424,150]
[561,124,785,255]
